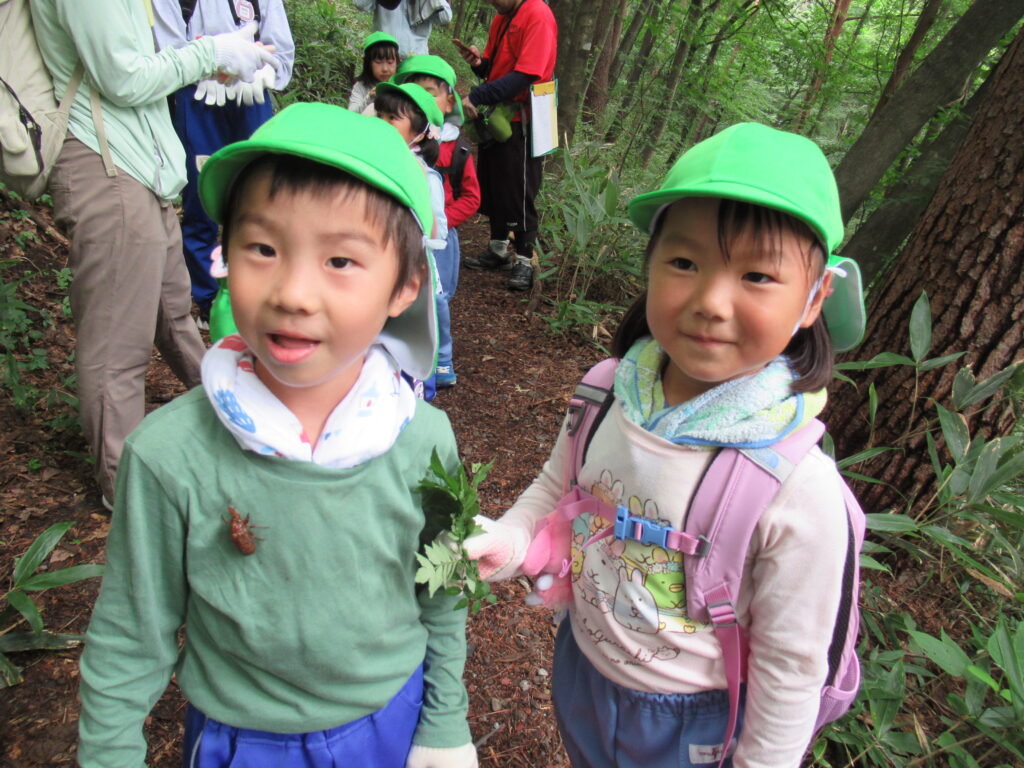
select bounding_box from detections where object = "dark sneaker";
[508,257,534,291]
[196,306,210,332]
[464,248,513,270]
[435,364,457,388]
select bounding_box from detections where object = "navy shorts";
[552,622,744,768]
[182,666,423,768]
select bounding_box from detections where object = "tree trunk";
[833,0,1024,222]
[827,26,1024,516]
[840,71,993,283]
[791,0,853,132]
[603,0,668,144]
[551,0,601,146]
[609,0,656,86]
[582,0,626,125]
[870,0,945,119]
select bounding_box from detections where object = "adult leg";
[463,142,513,270]
[49,138,205,502]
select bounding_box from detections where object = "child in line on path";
[75,104,477,768]
[376,81,449,398]
[394,55,481,388]
[465,123,866,767]
[349,31,400,115]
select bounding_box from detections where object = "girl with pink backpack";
[466,123,867,768]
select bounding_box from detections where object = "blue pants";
[181,666,423,768]
[433,228,460,367]
[171,84,273,311]
[552,622,744,768]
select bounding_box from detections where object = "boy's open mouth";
[267,333,319,364]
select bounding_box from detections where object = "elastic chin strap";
[408,124,441,149]
[790,263,846,337]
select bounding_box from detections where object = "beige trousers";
[49,138,207,502]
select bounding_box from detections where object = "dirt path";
[0,195,600,767]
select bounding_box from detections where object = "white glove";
[406,742,478,768]
[211,22,279,83]
[194,79,227,107]
[462,515,531,581]
[232,64,275,105]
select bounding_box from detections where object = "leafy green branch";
[416,449,497,615]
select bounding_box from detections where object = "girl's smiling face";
[226,170,421,415]
[646,198,831,406]
[378,110,416,144]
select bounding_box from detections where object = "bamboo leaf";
[12,521,73,586]
[919,351,967,372]
[0,652,23,688]
[18,564,105,592]
[908,291,932,363]
[837,446,894,469]
[908,629,970,677]
[865,513,918,533]
[5,590,42,635]
[936,403,970,464]
[0,631,84,653]
[954,363,1022,410]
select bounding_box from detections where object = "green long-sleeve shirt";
[77,387,470,767]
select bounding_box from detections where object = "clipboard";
[529,80,558,157]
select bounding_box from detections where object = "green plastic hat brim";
[364,31,399,52]
[394,55,464,127]
[628,122,865,351]
[197,102,438,379]
[824,256,866,352]
[376,81,444,129]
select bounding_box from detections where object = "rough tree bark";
[832,0,1024,222]
[550,0,600,145]
[827,26,1024,515]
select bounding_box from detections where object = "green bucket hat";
[363,31,399,52]
[197,102,439,379]
[627,122,865,351]
[375,81,444,131]
[394,54,465,127]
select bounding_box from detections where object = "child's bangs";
[369,43,398,62]
[374,90,427,131]
[717,200,825,273]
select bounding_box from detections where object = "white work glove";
[194,79,228,107]
[231,64,275,105]
[406,742,478,768]
[462,515,531,581]
[211,22,279,83]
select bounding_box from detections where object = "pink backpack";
[522,358,864,765]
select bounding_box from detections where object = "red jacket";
[438,138,481,230]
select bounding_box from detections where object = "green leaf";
[968,438,1024,504]
[18,563,105,591]
[837,446,894,469]
[12,521,73,586]
[859,554,891,573]
[5,590,42,635]
[952,367,975,409]
[836,352,916,370]
[989,618,1024,720]
[0,651,23,688]
[868,382,878,427]
[0,631,84,653]
[936,403,970,464]
[908,629,970,677]
[865,513,918,533]
[919,351,967,372]
[954,363,1023,410]
[908,291,931,363]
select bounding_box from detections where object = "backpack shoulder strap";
[682,418,827,768]
[562,358,617,495]
[436,136,472,198]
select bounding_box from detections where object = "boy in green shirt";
[76,104,477,768]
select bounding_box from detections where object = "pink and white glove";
[462,515,531,581]
[211,22,279,83]
[406,742,478,768]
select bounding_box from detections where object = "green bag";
[464,102,517,145]
[208,278,237,344]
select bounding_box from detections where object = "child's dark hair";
[374,89,440,167]
[357,40,399,86]
[612,199,834,393]
[219,155,425,299]
[408,74,451,96]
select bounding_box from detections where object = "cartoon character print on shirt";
[573,470,708,664]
